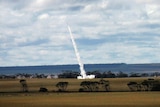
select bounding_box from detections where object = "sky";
[0,0,160,66]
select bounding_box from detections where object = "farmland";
[0,77,160,107]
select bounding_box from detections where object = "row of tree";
[79,79,110,92]
[19,79,110,92]
[19,78,160,93]
[58,71,160,78]
[1,71,160,79]
[127,79,160,91]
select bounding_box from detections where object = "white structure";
[47,74,58,79]
[67,25,95,79]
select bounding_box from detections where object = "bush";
[39,87,48,92]
[79,88,84,92]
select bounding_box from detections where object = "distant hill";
[0,63,160,74]
[85,63,160,73]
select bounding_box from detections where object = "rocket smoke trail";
[67,25,95,79]
[67,25,87,78]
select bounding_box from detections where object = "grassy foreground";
[0,92,160,107]
[0,77,160,107]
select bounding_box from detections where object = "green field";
[0,78,160,107]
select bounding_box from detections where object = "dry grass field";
[0,77,160,107]
[0,92,160,107]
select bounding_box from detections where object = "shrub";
[39,87,48,92]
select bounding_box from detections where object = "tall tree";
[56,82,69,92]
[80,81,99,92]
[99,79,110,91]
[19,79,28,92]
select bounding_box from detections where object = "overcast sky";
[0,0,160,66]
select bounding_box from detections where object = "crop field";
[0,77,160,107]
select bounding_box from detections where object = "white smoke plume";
[67,25,95,79]
[67,25,87,77]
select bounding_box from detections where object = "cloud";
[0,0,160,66]
[38,13,49,20]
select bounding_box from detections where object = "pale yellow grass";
[0,78,160,107]
[0,92,160,107]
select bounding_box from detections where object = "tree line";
[19,78,160,93]
[127,78,160,91]
[0,71,160,79]
[19,79,110,92]
[58,71,160,78]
